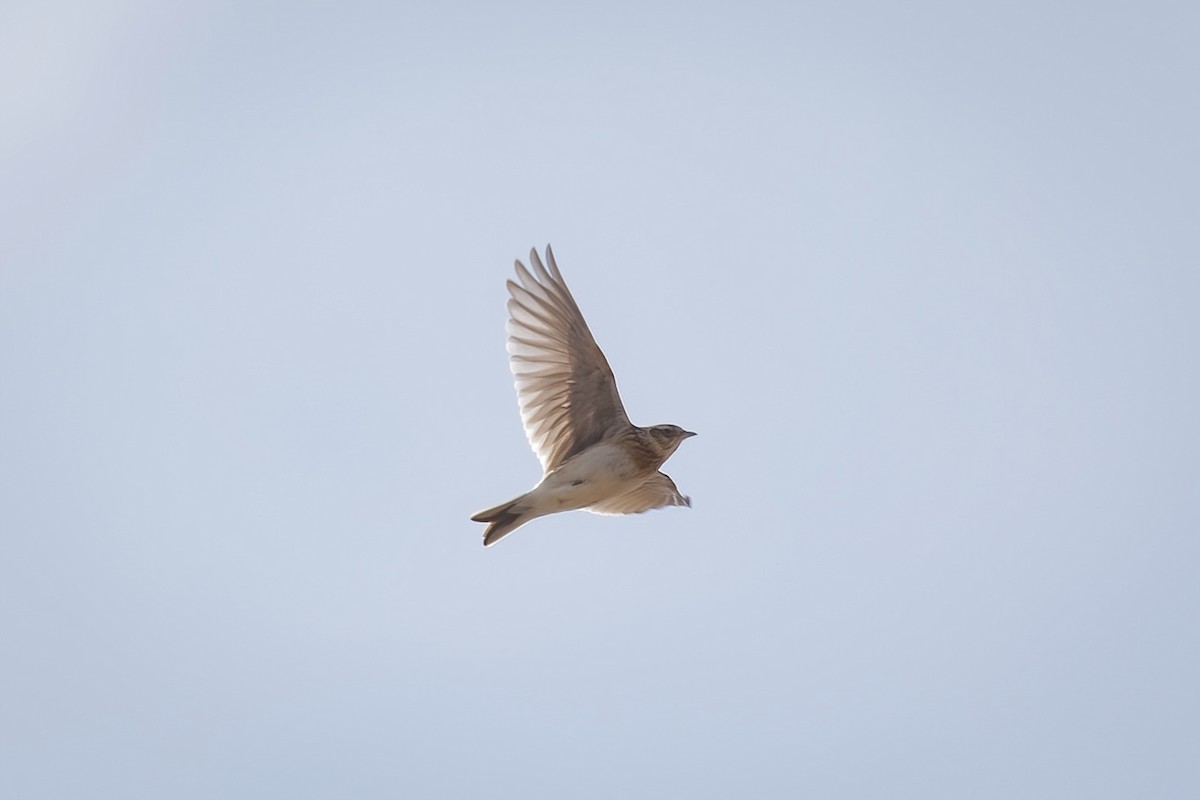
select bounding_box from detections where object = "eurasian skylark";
[472,245,696,546]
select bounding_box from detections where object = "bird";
[472,245,696,546]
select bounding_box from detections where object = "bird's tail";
[471,495,537,546]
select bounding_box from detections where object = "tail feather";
[471,497,535,546]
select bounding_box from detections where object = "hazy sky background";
[3,1,1198,797]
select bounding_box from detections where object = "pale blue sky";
[3,1,1198,797]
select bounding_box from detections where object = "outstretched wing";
[587,472,691,516]
[507,246,631,473]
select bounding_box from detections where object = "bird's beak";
[683,430,697,439]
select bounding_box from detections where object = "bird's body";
[472,246,695,546]
[535,439,652,510]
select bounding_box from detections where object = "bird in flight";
[472,245,696,546]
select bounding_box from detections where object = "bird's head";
[646,424,697,458]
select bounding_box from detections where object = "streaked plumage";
[472,245,696,546]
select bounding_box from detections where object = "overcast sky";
[2,1,1198,797]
